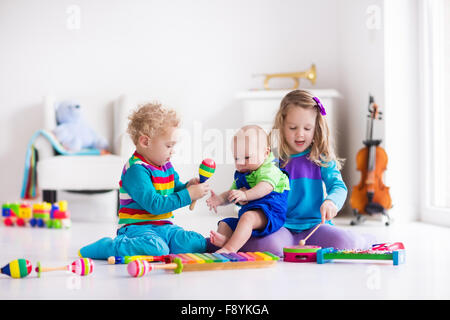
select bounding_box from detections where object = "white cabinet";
[236,89,341,147]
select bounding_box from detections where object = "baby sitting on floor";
[206,125,290,253]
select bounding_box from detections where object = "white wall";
[335,0,386,217]
[0,0,339,213]
[383,0,420,222]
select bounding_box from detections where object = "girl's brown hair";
[270,89,344,169]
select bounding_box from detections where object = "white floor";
[1,204,450,300]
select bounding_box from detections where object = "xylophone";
[1,259,33,279]
[189,158,216,210]
[123,251,280,277]
[35,258,94,277]
[316,242,406,266]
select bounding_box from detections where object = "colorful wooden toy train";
[2,200,71,229]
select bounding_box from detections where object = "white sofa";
[34,94,135,205]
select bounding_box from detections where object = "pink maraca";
[35,258,94,277]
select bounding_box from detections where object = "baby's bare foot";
[210,230,228,248]
[215,246,236,254]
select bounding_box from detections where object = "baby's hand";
[237,187,249,205]
[187,183,210,201]
[206,190,223,213]
[320,200,338,223]
[186,177,200,187]
[228,189,248,204]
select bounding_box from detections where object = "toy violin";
[350,95,392,226]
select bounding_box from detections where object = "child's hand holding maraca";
[189,158,216,210]
[186,177,200,187]
[187,182,210,201]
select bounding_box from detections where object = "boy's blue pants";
[79,223,207,259]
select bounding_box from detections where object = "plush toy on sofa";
[53,100,109,153]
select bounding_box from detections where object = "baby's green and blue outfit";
[220,153,290,237]
[79,151,206,259]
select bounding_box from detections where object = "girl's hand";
[186,177,200,188]
[320,200,338,223]
[206,190,224,213]
[228,189,248,204]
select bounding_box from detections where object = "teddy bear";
[53,100,109,152]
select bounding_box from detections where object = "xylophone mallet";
[299,223,322,246]
[107,255,166,265]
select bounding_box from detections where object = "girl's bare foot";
[210,230,229,248]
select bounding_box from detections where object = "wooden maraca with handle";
[1,259,33,279]
[35,258,94,277]
[189,158,216,210]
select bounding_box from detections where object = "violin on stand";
[350,95,392,226]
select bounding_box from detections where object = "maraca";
[35,258,94,277]
[189,158,216,210]
[127,258,183,278]
[1,259,32,279]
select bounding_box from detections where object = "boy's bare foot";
[210,230,229,248]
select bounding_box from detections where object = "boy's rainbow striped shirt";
[118,152,176,225]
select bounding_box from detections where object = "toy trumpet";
[189,158,216,210]
[1,259,33,279]
[35,258,94,277]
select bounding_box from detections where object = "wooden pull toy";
[189,158,216,210]
[35,258,94,277]
[1,259,33,279]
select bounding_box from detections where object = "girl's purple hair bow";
[312,97,326,116]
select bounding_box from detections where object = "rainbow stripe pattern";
[1,259,32,278]
[127,259,152,277]
[118,152,176,224]
[199,158,216,183]
[69,258,94,276]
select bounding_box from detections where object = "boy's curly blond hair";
[127,102,180,145]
